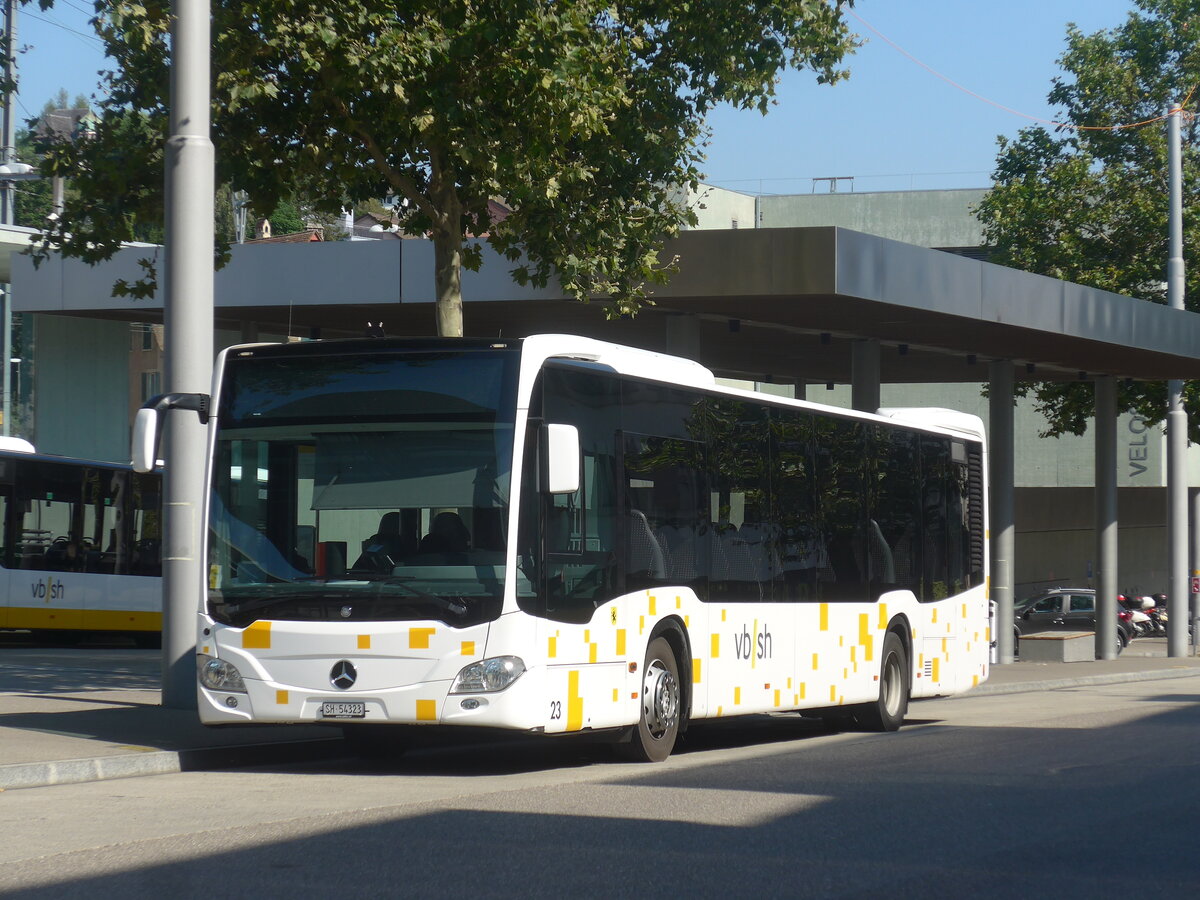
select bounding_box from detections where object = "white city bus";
[138,334,989,760]
[0,441,163,643]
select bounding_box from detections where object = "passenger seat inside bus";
[626,510,666,581]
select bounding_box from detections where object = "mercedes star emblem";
[330,660,357,690]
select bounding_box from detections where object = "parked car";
[1013,588,1131,657]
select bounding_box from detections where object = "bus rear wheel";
[853,631,909,732]
[617,636,681,762]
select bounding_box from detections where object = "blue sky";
[13,0,1144,193]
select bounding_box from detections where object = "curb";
[963,666,1200,697]
[0,737,346,792]
[5,667,1199,791]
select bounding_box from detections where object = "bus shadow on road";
[285,712,921,779]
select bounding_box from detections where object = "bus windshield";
[208,347,519,628]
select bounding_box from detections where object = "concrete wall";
[758,188,988,248]
[1015,486,1185,597]
[686,185,757,231]
[33,315,132,461]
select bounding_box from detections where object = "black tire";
[341,724,408,760]
[853,631,909,732]
[616,636,682,762]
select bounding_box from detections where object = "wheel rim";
[642,658,679,740]
[881,651,903,717]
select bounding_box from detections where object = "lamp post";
[1166,102,1189,658]
[0,162,37,438]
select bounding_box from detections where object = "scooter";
[1149,593,1170,635]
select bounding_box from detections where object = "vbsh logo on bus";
[732,622,772,661]
[30,576,66,602]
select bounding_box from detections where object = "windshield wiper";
[377,577,469,617]
[218,589,327,616]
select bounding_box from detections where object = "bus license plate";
[321,701,365,719]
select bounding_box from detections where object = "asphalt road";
[2,673,1199,898]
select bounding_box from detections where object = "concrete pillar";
[989,360,1015,664]
[850,339,880,413]
[160,0,215,709]
[664,313,700,360]
[1191,489,1200,652]
[1094,376,1118,659]
[1168,386,1189,657]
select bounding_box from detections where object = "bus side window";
[707,398,771,603]
[131,472,162,577]
[814,417,869,601]
[0,484,8,568]
[770,407,820,602]
[921,436,951,600]
[534,365,621,622]
[869,427,921,597]
[622,433,708,596]
[16,462,81,572]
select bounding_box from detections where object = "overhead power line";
[847,7,1194,132]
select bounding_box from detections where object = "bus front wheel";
[617,636,681,762]
[853,631,909,732]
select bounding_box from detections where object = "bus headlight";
[449,656,526,694]
[197,654,247,693]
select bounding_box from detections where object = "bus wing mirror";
[131,392,211,473]
[541,423,580,494]
[131,408,160,473]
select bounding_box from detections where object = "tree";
[975,0,1200,439]
[10,93,92,228]
[21,0,857,335]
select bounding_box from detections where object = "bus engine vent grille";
[923,659,934,678]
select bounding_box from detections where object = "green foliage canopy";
[976,0,1200,440]
[20,0,856,334]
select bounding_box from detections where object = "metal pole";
[1167,102,1189,658]
[989,360,1016,663]
[1094,376,1118,659]
[1191,488,1200,652]
[1,0,14,437]
[161,0,214,708]
[1,291,8,436]
[1,0,16,225]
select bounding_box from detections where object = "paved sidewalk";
[2,639,1199,791]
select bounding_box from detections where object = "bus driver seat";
[353,512,415,571]
[419,512,471,555]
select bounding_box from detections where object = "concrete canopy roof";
[12,225,1200,385]
[0,225,39,283]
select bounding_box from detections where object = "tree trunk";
[432,227,464,337]
[429,150,465,338]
